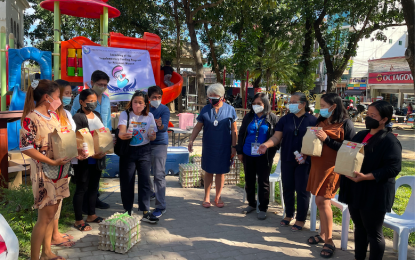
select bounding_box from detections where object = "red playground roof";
[40,0,120,19]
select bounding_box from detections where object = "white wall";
[351,26,407,78]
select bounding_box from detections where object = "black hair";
[125,90,149,116]
[317,93,349,124]
[22,80,59,122]
[91,70,110,83]
[148,85,163,98]
[55,79,70,88]
[250,93,271,115]
[79,89,97,102]
[365,100,394,151]
[292,92,311,112]
[321,90,326,94]
[165,61,172,66]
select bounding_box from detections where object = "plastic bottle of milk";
[128,123,134,134]
[82,143,89,157]
[149,124,155,135]
[294,151,305,164]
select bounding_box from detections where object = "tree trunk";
[326,73,338,92]
[295,3,313,91]
[186,21,206,104]
[174,0,183,113]
[241,78,245,105]
[401,0,415,92]
[203,23,221,83]
[266,69,271,92]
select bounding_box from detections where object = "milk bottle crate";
[98,212,141,254]
[179,163,202,188]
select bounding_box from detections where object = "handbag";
[41,162,70,180]
[114,111,131,156]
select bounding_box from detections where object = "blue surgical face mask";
[289,104,301,114]
[62,96,72,106]
[320,106,333,118]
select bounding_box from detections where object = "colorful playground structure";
[0,0,183,150]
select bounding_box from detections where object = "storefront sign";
[347,84,366,89]
[349,78,367,84]
[369,71,414,84]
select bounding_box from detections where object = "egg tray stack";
[98,212,141,254]
[199,157,242,188]
[179,163,202,188]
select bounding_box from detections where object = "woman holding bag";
[339,100,402,260]
[235,93,279,220]
[305,93,356,258]
[72,89,107,231]
[20,80,70,260]
[117,90,158,223]
[258,92,317,231]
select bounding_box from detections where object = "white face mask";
[252,105,264,114]
[150,100,161,108]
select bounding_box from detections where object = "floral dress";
[19,110,70,209]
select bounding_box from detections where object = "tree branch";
[190,0,225,21]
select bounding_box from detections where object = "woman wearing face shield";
[234,93,279,220]
[72,89,107,231]
[188,83,238,208]
[257,92,317,231]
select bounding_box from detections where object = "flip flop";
[86,216,104,223]
[74,223,91,231]
[215,201,225,208]
[62,233,74,239]
[202,202,211,208]
[51,239,75,248]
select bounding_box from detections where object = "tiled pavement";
[53,176,414,260]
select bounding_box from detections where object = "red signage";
[369,71,414,84]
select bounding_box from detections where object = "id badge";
[251,142,260,155]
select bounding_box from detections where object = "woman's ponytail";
[21,86,36,123]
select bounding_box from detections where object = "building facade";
[0,0,30,48]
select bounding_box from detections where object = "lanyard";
[254,118,264,142]
[293,116,305,136]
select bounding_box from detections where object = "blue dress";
[197,103,238,174]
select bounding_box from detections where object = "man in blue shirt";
[148,86,170,218]
[71,70,112,210]
[71,70,112,131]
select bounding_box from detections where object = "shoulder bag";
[114,111,131,156]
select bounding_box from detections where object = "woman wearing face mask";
[19,80,70,260]
[117,91,158,223]
[72,89,107,231]
[235,93,279,220]
[188,83,238,208]
[258,92,317,231]
[339,100,402,260]
[305,93,355,258]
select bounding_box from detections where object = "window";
[399,41,402,45]
[389,39,392,44]
[17,24,19,41]
[10,19,13,34]
[14,22,16,39]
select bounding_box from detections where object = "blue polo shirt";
[275,112,317,162]
[150,104,170,145]
[243,114,268,157]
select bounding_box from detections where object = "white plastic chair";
[383,176,415,260]
[310,194,350,250]
[0,214,19,260]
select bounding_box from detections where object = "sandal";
[62,233,74,239]
[308,235,324,245]
[280,219,291,226]
[74,223,91,231]
[51,239,75,248]
[86,216,104,223]
[215,201,225,208]
[291,224,303,232]
[202,202,211,208]
[320,243,336,258]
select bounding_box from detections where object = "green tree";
[400,0,414,92]
[313,0,405,91]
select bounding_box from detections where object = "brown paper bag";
[334,141,364,177]
[111,112,120,130]
[92,127,114,154]
[50,126,78,160]
[301,127,323,157]
[76,128,95,156]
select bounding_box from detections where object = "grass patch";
[0,182,76,259]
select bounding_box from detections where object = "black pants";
[243,154,272,212]
[349,207,386,260]
[280,160,311,222]
[119,144,152,212]
[72,163,101,221]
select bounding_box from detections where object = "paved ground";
[52,112,415,259]
[54,177,414,260]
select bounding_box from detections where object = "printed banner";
[368,71,414,84]
[82,46,156,101]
